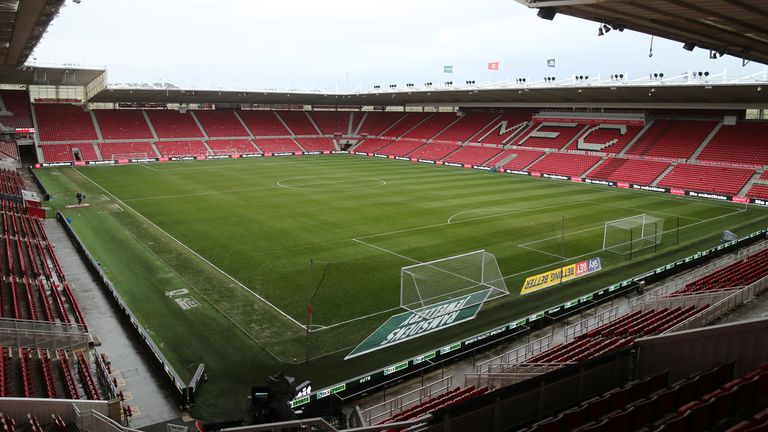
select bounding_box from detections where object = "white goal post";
[400,250,509,316]
[206,148,238,156]
[603,214,664,255]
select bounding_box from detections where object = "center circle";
[277,176,386,191]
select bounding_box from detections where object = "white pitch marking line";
[72,168,309,331]
[122,185,282,202]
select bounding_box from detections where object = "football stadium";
[0,0,768,431]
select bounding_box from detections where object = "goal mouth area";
[400,250,509,319]
[401,287,498,321]
[603,214,664,256]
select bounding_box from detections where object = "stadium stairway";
[89,111,105,142]
[651,164,676,187]
[143,111,160,141]
[619,120,654,155]
[689,121,723,162]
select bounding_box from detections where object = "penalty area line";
[71,168,309,331]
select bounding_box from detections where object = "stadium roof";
[91,81,768,108]
[0,0,64,67]
[515,0,768,66]
[0,64,105,86]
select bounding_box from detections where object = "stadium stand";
[527,152,602,177]
[41,144,99,162]
[352,139,395,154]
[0,348,103,400]
[93,109,154,140]
[356,112,407,136]
[498,149,546,170]
[401,113,459,140]
[588,158,671,185]
[374,140,425,157]
[309,111,351,135]
[657,163,755,195]
[566,124,644,153]
[626,120,717,160]
[253,138,302,153]
[442,146,503,166]
[407,142,460,161]
[378,113,430,138]
[433,112,500,143]
[277,111,320,135]
[0,141,19,160]
[520,123,586,150]
[206,139,260,155]
[145,110,204,138]
[697,122,768,167]
[376,386,489,427]
[238,110,292,136]
[294,138,336,152]
[0,90,33,129]
[747,184,768,200]
[476,111,534,145]
[761,172,768,181]
[671,248,768,296]
[154,140,208,157]
[193,110,249,137]
[0,168,23,197]
[98,141,158,160]
[34,104,98,141]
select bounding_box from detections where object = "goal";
[603,214,664,255]
[206,148,237,157]
[400,250,508,316]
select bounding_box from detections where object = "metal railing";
[631,289,737,313]
[73,404,141,432]
[664,275,768,334]
[474,334,553,374]
[564,306,619,342]
[361,376,452,426]
[218,415,433,432]
[0,317,88,350]
[465,363,573,390]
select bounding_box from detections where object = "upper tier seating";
[98,142,157,160]
[41,144,99,162]
[378,113,430,137]
[407,142,460,161]
[146,111,203,138]
[93,110,153,140]
[589,158,670,185]
[434,113,500,143]
[443,146,503,166]
[238,110,291,136]
[0,348,104,400]
[375,140,425,157]
[155,140,207,157]
[309,111,350,135]
[276,111,320,135]
[566,124,644,154]
[0,90,33,129]
[294,138,335,151]
[376,386,489,427]
[626,120,717,160]
[193,110,249,137]
[34,105,97,142]
[498,149,546,170]
[352,139,394,154]
[520,123,586,149]
[698,123,768,167]
[356,112,407,136]
[747,184,768,200]
[476,111,534,145]
[657,163,754,195]
[402,113,460,140]
[253,138,302,153]
[761,171,768,181]
[527,153,602,177]
[206,139,259,155]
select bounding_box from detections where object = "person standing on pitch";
[76,191,82,205]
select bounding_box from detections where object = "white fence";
[564,306,619,342]
[361,376,452,426]
[0,317,88,350]
[474,335,553,374]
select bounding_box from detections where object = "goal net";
[400,250,508,317]
[206,148,237,157]
[603,214,664,255]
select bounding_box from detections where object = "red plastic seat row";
[75,350,101,400]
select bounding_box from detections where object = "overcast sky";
[31,0,766,91]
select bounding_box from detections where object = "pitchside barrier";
[291,226,768,411]
[56,211,204,409]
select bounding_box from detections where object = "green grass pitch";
[34,155,768,418]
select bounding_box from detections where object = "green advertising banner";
[345,290,490,359]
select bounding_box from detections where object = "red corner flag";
[488,61,500,71]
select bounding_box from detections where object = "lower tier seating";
[673,248,768,296]
[589,158,670,185]
[40,144,99,162]
[98,142,157,160]
[253,138,302,153]
[407,142,460,161]
[443,146,502,166]
[657,164,754,196]
[155,141,208,158]
[206,139,260,155]
[527,153,602,177]
[747,184,768,200]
